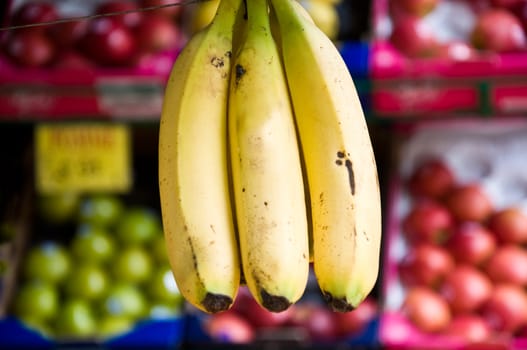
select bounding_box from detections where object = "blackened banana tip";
[202,293,233,314]
[261,289,292,312]
[322,291,355,313]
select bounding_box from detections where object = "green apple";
[116,207,161,245]
[112,246,153,283]
[14,281,58,321]
[64,263,109,300]
[38,192,80,224]
[78,194,124,228]
[71,224,116,263]
[147,265,183,305]
[18,314,53,337]
[98,315,134,338]
[100,283,147,319]
[55,299,96,338]
[23,242,71,284]
[150,232,169,264]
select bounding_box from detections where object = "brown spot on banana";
[335,151,355,196]
[210,55,225,68]
[235,64,246,86]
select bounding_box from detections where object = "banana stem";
[211,0,243,31]
[270,0,301,29]
[246,0,271,33]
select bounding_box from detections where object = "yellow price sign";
[35,123,132,194]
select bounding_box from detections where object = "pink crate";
[0,51,178,120]
[370,0,527,116]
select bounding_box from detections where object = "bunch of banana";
[159,0,381,314]
[158,0,241,314]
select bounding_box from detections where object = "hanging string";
[0,0,206,32]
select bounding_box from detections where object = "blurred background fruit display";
[1,0,185,69]
[191,285,379,346]
[0,0,369,70]
[381,120,527,348]
[384,0,527,60]
[1,0,527,349]
[9,192,184,340]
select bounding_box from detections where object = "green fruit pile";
[12,193,184,340]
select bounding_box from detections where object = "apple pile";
[202,286,378,344]
[396,157,527,342]
[11,193,184,340]
[388,0,527,59]
[1,0,183,68]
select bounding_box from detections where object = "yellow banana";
[158,0,242,314]
[270,0,382,311]
[228,0,310,312]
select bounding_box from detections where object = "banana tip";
[260,289,292,312]
[202,293,233,314]
[322,291,356,313]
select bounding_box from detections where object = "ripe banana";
[270,0,382,311]
[228,0,310,312]
[158,0,242,314]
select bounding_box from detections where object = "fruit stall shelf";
[380,119,527,350]
[0,46,370,122]
[0,54,175,122]
[369,0,527,119]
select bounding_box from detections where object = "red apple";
[511,2,527,33]
[487,207,527,244]
[288,303,338,342]
[391,0,440,17]
[78,17,137,66]
[398,243,455,288]
[205,311,255,343]
[445,221,496,266]
[445,315,492,343]
[139,0,184,19]
[407,158,456,199]
[4,28,55,67]
[389,16,440,58]
[445,184,493,222]
[439,265,493,314]
[437,41,479,61]
[231,286,293,328]
[467,0,493,14]
[134,14,180,55]
[402,286,451,333]
[480,283,527,333]
[401,200,453,244]
[11,2,58,29]
[491,0,526,9]
[95,1,143,29]
[471,9,527,52]
[484,245,527,286]
[333,297,378,337]
[47,18,88,48]
[51,51,95,70]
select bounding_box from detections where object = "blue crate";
[0,315,185,349]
